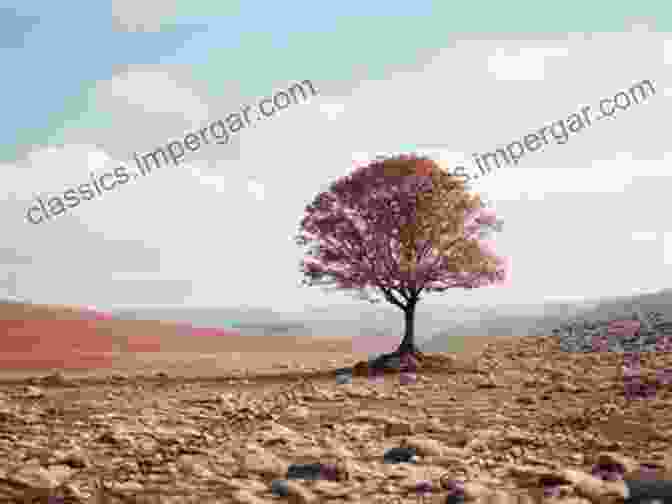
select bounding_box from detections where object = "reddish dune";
[0,303,247,371]
[0,319,116,369]
[125,334,163,352]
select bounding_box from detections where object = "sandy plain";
[0,302,671,503]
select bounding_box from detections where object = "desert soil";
[0,333,671,503]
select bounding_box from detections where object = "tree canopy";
[294,153,509,355]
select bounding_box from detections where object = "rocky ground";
[0,334,671,503]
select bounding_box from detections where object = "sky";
[2,1,672,313]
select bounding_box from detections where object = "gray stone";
[271,479,290,497]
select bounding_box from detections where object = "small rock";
[287,463,323,480]
[336,374,352,385]
[383,447,417,464]
[445,494,466,504]
[271,479,290,497]
[624,478,672,504]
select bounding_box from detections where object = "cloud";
[664,39,672,64]
[186,161,228,193]
[632,231,658,241]
[665,233,672,266]
[487,46,569,81]
[7,144,118,200]
[56,65,245,171]
[5,29,672,308]
[247,179,265,201]
[318,103,346,121]
[99,70,210,119]
[111,0,180,32]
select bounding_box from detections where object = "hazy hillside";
[421,288,672,352]
[4,288,670,363]
[109,299,602,345]
[570,288,672,323]
[110,302,536,342]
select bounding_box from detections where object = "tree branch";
[379,285,407,310]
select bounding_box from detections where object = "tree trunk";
[397,303,419,354]
[365,299,423,374]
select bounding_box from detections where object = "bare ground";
[1,330,671,503]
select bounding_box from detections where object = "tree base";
[365,345,425,374]
[389,344,424,357]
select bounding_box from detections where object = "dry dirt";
[0,332,671,504]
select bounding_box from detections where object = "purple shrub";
[543,485,562,498]
[656,334,672,353]
[369,367,385,384]
[591,333,609,352]
[400,353,418,372]
[440,476,465,495]
[319,463,339,481]
[656,368,672,385]
[592,463,625,481]
[415,480,433,496]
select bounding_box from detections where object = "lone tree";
[294,154,509,362]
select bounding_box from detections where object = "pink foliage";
[295,159,509,302]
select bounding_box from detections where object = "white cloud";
[186,162,228,193]
[471,153,672,202]
[9,144,119,199]
[632,231,658,241]
[100,71,209,120]
[6,30,672,309]
[664,39,672,64]
[487,46,569,81]
[247,179,265,201]
[665,233,672,265]
[318,103,346,121]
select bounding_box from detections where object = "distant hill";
[108,299,606,345]
[420,288,672,353]
[5,287,670,368]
